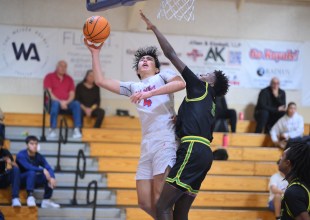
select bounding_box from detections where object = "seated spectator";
[0,108,5,139]
[254,77,286,134]
[215,96,237,132]
[75,70,105,128]
[44,60,82,139]
[268,160,288,220]
[0,136,21,207]
[17,136,60,208]
[270,102,304,149]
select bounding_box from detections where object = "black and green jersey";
[176,66,216,141]
[281,180,310,220]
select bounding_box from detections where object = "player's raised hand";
[84,38,104,53]
[140,10,155,30]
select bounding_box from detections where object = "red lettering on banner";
[249,48,299,62]
[264,49,299,62]
[249,49,263,59]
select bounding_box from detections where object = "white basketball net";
[157,0,195,21]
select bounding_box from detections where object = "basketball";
[83,15,110,44]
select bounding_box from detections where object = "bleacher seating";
[8,112,310,220]
[0,206,37,220]
[125,208,274,220]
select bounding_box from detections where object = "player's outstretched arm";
[140,11,186,74]
[84,39,121,94]
[130,75,185,104]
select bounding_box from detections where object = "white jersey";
[268,172,288,202]
[120,69,177,136]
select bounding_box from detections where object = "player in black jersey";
[279,142,310,220]
[140,12,229,220]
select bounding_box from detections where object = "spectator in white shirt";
[268,160,288,220]
[270,102,304,149]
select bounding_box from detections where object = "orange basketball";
[83,16,110,44]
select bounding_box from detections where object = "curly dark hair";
[133,46,160,79]
[213,70,229,97]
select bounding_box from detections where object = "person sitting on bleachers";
[17,136,60,208]
[270,102,304,149]
[44,60,82,139]
[254,77,286,134]
[0,136,21,207]
[75,69,105,128]
[0,108,5,139]
[214,96,237,132]
[268,160,288,220]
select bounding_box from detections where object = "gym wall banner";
[0,24,122,80]
[0,24,305,91]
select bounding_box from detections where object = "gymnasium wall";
[0,0,309,122]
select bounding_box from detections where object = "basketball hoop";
[157,0,195,21]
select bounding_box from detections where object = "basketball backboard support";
[86,0,146,12]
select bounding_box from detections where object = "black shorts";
[166,136,213,194]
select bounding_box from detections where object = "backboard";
[86,0,146,12]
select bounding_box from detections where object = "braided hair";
[285,141,310,186]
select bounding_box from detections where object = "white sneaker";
[27,196,36,207]
[41,199,60,208]
[12,198,22,207]
[47,129,57,138]
[72,128,82,139]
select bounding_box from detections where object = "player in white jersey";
[84,41,186,218]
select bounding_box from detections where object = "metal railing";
[41,89,52,141]
[71,149,86,205]
[54,117,68,172]
[87,180,98,220]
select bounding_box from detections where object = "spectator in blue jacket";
[16,136,60,208]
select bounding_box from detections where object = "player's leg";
[173,192,196,220]
[136,143,155,218]
[136,180,155,218]
[152,166,170,207]
[156,183,184,220]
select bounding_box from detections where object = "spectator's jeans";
[50,100,82,129]
[20,171,53,199]
[0,167,20,198]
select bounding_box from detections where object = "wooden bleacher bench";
[0,206,37,220]
[0,189,27,204]
[304,124,310,135]
[126,208,274,220]
[236,120,256,133]
[4,113,140,129]
[85,129,274,147]
[98,158,278,176]
[117,189,269,208]
[106,173,270,192]
[3,140,10,150]
[90,142,282,161]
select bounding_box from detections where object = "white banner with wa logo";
[0,24,122,80]
[0,24,305,91]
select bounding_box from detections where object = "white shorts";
[136,131,178,180]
